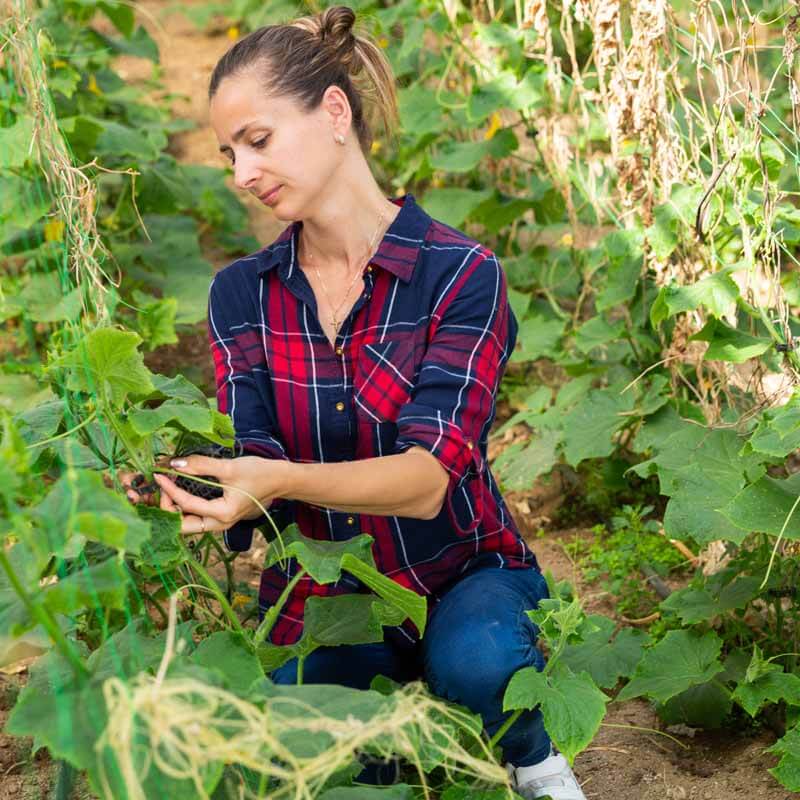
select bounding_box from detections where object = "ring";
[200,517,206,533]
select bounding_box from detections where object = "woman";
[130,7,585,798]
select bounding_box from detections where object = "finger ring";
[200,517,206,533]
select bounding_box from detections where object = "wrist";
[274,458,302,503]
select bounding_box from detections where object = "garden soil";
[0,3,793,799]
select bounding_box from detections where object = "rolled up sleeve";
[208,275,291,551]
[392,250,517,535]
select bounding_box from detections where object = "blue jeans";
[271,565,552,776]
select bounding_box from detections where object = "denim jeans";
[270,565,552,778]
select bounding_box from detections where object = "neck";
[297,160,401,275]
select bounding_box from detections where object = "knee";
[423,620,545,705]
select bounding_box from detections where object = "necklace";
[304,210,386,337]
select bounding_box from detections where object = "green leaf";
[421,188,494,228]
[55,327,155,406]
[749,396,800,458]
[650,269,740,327]
[767,724,800,792]
[88,617,197,682]
[503,665,608,764]
[645,187,702,260]
[493,429,561,492]
[134,505,186,572]
[398,85,446,135]
[0,116,35,168]
[733,668,800,718]
[265,525,375,584]
[191,631,264,690]
[148,373,210,406]
[721,471,800,540]
[659,577,761,624]
[13,399,64,447]
[690,319,771,363]
[340,554,427,636]
[662,463,752,545]
[733,645,800,717]
[656,680,732,729]
[98,0,135,36]
[561,616,651,689]
[574,316,625,354]
[20,272,83,323]
[0,174,49,240]
[303,594,405,648]
[134,293,178,349]
[617,630,725,704]
[561,387,634,467]
[30,470,151,565]
[320,787,415,800]
[40,558,130,622]
[509,314,564,362]
[128,401,233,444]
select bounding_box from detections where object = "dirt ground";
[0,3,795,799]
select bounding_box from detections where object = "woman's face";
[209,70,346,221]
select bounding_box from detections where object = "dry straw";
[95,595,513,800]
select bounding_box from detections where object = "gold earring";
[335,134,345,145]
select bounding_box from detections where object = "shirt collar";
[256,193,431,284]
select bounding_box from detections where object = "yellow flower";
[52,59,68,69]
[378,37,389,48]
[231,593,251,609]
[44,220,65,242]
[432,176,444,188]
[87,74,102,96]
[227,26,240,40]
[371,140,382,154]
[484,112,502,141]
[559,232,573,248]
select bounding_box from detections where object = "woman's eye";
[252,137,269,149]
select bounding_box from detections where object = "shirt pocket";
[353,339,417,423]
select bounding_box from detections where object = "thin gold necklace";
[304,210,386,337]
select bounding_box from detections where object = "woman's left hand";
[153,455,289,534]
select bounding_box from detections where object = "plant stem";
[296,655,305,686]
[188,559,245,637]
[0,550,88,681]
[253,568,307,647]
[488,709,523,749]
[25,410,97,450]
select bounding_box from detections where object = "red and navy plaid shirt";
[208,193,539,647]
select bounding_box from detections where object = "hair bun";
[319,5,357,68]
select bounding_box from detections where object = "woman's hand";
[119,458,179,513]
[152,455,289,534]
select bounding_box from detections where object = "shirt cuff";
[393,416,486,535]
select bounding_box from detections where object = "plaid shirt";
[208,193,539,647]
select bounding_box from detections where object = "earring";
[335,134,345,145]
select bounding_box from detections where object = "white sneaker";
[507,746,587,800]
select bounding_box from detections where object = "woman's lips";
[260,185,282,206]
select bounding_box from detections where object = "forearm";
[278,446,448,520]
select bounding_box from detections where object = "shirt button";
[346,516,355,525]
[335,345,343,356]
[367,265,373,272]
[466,440,474,450]
[335,401,345,412]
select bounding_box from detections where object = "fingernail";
[171,459,187,468]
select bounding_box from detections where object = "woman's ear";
[321,84,352,141]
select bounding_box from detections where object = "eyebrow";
[218,122,266,153]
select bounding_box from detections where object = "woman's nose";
[233,157,261,191]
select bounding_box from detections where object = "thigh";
[271,640,419,689]
[422,567,550,701]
